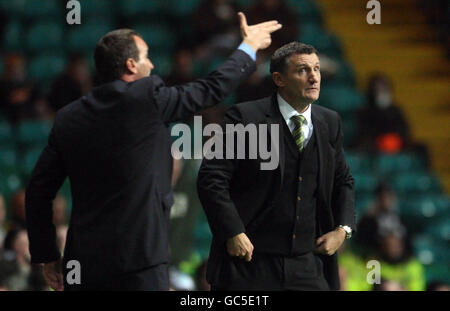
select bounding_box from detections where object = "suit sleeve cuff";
[238,42,256,61]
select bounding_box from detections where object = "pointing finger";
[237,12,248,34]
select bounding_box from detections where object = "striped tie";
[291,115,307,152]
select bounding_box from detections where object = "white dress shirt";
[277,93,314,147]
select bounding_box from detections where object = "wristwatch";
[338,225,352,239]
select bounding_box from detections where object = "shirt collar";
[277,93,312,125]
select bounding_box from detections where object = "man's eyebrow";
[295,62,320,67]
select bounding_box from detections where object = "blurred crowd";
[0,0,448,291]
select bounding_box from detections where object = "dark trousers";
[211,252,329,291]
[64,263,169,291]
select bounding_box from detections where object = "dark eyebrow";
[295,62,320,67]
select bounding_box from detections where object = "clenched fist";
[227,232,254,262]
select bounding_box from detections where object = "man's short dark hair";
[94,29,141,83]
[270,42,318,74]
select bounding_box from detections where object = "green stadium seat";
[21,147,44,177]
[0,122,13,145]
[66,21,112,53]
[16,121,51,147]
[0,173,23,201]
[28,54,66,86]
[345,151,372,174]
[2,20,23,51]
[374,152,426,175]
[287,0,323,24]
[333,59,356,86]
[424,214,450,242]
[353,173,378,195]
[26,22,63,53]
[151,55,173,77]
[298,23,341,57]
[354,193,375,220]
[133,23,176,54]
[118,0,162,17]
[166,0,202,17]
[78,0,114,16]
[0,147,18,175]
[23,0,61,19]
[235,0,257,9]
[318,84,365,114]
[413,235,449,266]
[0,0,26,19]
[392,172,441,195]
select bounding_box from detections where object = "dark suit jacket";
[25,49,255,285]
[197,94,356,290]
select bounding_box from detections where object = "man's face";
[132,35,154,78]
[275,53,321,105]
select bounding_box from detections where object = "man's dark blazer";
[197,94,356,290]
[25,49,255,287]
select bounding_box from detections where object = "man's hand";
[42,259,64,291]
[226,232,254,262]
[315,227,346,256]
[238,12,282,52]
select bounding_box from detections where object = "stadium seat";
[26,21,63,53]
[16,121,52,148]
[78,0,114,17]
[287,0,323,25]
[0,0,26,19]
[333,59,356,86]
[0,122,13,145]
[66,21,112,53]
[23,0,61,20]
[353,173,378,195]
[0,173,23,201]
[392,172,441,195]
[133,23,176,54]
[413,235,449,266]
[298,23,341,57]
[424,214,450,242]
[28,54,66,87]
[318,84,365,114]
[345,151,372,174]
[166,0,202,17]
[118,0,161,17]
[2,20,23,51]
[374,152,426,175]
[20,147,44,177]
[0,147,18,175]
[151,55,173,78]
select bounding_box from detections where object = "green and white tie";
[291,115,307,152]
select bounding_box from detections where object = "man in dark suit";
[25,13,282,290]
[197,42,356,291]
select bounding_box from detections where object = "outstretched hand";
[238,12,282,52]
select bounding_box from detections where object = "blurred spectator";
[192,0,241,59]
[375,233,426,291]
[194,259,210,291]
[0,194,6,248]
[355,183,409,256]
[52,195,68,227]
[372,278,406,291]
[0,54,40,124]
[165,48,196,86]
[247,0,297,57]
[426,281,450,291]
[48,54,91,113]
[356,73,411,153]
[10,189,26,229]
[2,228,31,290]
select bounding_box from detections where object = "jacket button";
[297,216,300,221]
[293,234,296,239]
[297,196,301,201]
[298,176,302,182]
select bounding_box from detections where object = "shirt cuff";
[238,42,256,61]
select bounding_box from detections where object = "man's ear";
[125,58,138,75]
[272,72,285,88]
